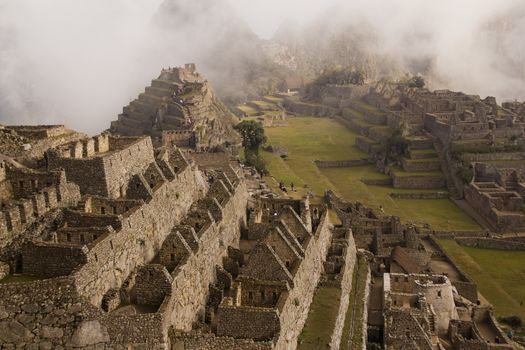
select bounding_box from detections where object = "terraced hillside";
[241,96,480,231]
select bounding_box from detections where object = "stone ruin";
[465,164,525,232]
[110,64,239,151]
[383,273,513,349]
[0,125,255,348]
[324,190,520,349]
[352,82,525,232]
[0,93,347,350]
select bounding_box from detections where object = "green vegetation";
[411,148,437,155]
[297,286,341,350]
[406,75,426,88]
[262,117,480,230]
[237,105,259,116]
[390,166,443,178]
[352,100,387,115]
[340,255,368,350]
[235,120,267,173]
[264,95,284,103]
[251,100,274,109]
[438,239,525,320]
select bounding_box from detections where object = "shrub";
[498,315,523,328]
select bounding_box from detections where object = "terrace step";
[408,149,438,160]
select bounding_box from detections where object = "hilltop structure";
[110,64,239,150]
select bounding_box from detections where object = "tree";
[234,120,267,152]
[235,120,267,173]
[408,76,425,88]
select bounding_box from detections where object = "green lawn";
[390,166,443,178]
[322,167,477,230]
[252,100,275,109]
[264,95,284,103]
[438,239,525,320]
[352,100,387,115]
[262,116,480,231]
[237,105,259,116]
[298,286,341,350]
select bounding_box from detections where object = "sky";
[226,0,340,38]
[0,0,523,134]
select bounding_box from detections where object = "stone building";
[464,164,525,232]
[383,273,514,350]
[0,121,254,348]
[211,197,334,350]
[0,165,81,251]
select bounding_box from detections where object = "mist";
[0,0,524,135]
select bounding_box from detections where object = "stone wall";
[22,242,88,277]
[166,181,248,331]
[424,114,452,143]
[217,304,281,341]
[273,210,333,350]
[329,233,358,350]
[360,263,371,350]
[0,171,81,250]
[314,159,369,168]
[455,237,525,251]
[390,192,448,200]
[355,136,379,154]
[401,158,441,172]
[73,162,203,306]
[0,260,9,280]
[426,236,478,302]
[392,174,445,189]
[171,331,273,350]
[460,152,525,163]
[283,99,338,117]
[47,136,154,198]
[0,277,105,348]
[362,178,392,186]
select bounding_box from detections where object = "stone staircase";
[429,135,462,199]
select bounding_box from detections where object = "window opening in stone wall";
[19,180,24,189]
[248,292,253,300]
[19,206,26,224]
[67,233,71,242]
[112,206,117,214]
[100,207,106,214]
[5,215,13,232]
[110,240,114,250]
[170,253,175,261]
[260,291,265,300]
[44,192,50,208]
[80,234,85,243]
